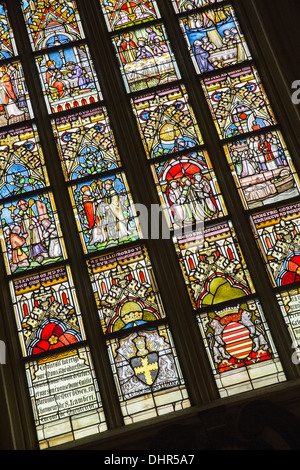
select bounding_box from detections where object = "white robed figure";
[187,173,218,221]
[103,179,130,240]
[166,179,188,227]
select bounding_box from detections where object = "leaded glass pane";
[20,0,85,51]
[10,265,85,357]
[224,130,300,210]
[0,191,66,274]
[250,203,300,288]
[106,325,189,423]
[35,44,102,114]
[179,6,251,74]
[99,0,161,32]
[0,61,33,127]
[88,245,166,335]
[0,124,50,199]
[131,85,203,159]
[25,347,107,449]
[173,223,255,309]
[69,173,141,254]
[112,24,181,93]
[172,0,225,13]
[201,66,276,140]
[51,107,121,181]
[277,288,300,349]
[1,0,295,447]
[197,298,285,397]
[151,150,227,230]
[0,2,17,59]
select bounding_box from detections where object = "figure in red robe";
[0,65,24,118]
[46,60,67,98]
[117,33,137,64]
[10,225,29,272]
[81,185,95,229]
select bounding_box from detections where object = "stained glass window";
[21,0,85,51]
[173,223,255,309]
[99,0,161,32]
[51,107,121,181]
[88,245,166,335]
[224,130,300,210]
[15,0,191,442]
[131,84,203,159]
[0,124,49,199]
[172,0,225,13]
[107,325,189,423]
[112,24,181,93]
[0,191,66,274]
[0,0,299,451]
[0,61,33,127]
[88,245,190,422]
[10,265,85,357]
[35,44,102,114]
[197,298,285,397]
[25,346,107,449]
[0,2,17,59]
[69,173,141,253]
[151,150,227,230]
[250,203,300,288]
[124,0,291,399]
[201,66,276,140]
[179,5,251,74]
[0,1,113,449]
[276,286,300,349]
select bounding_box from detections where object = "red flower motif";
[30,320,80,355]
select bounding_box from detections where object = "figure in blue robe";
[193,40,214,73]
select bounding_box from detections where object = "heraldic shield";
[130,351,159,386]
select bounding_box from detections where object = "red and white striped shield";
[222,322,253,360]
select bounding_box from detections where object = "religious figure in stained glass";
[0,124,49,199]
[36,45,102,113]
[201,66,276,139]
[88,245,165,334]
[224,131,300,210]
[179,6,251,74]
[251,203,300,287]
[152,151,226,230]
[107,326,184,400]
[25,347,107,449]
[0,2,17,59]
[174,223,255,309]
[70,173,140,253]
[52,107,121,181]
[172,0,224,13]
[11,265,85,356]
[0,62,32,127]
[197,298,284,396]
[0,192,65,274]
[113,24,180,92]
[21,0,85,51]
[131,85,203,159]
[99,0,160,31]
